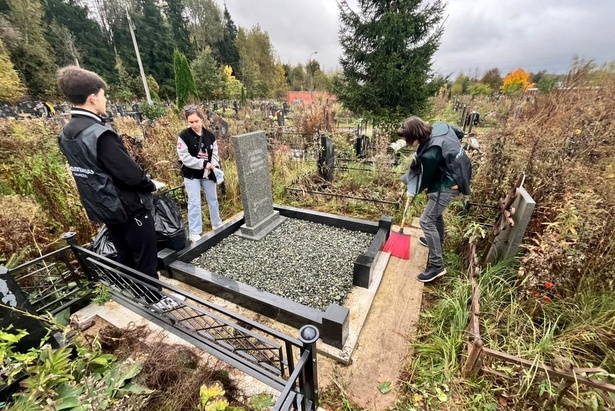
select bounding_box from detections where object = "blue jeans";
[184,177,222,236]
[419,188,459,268]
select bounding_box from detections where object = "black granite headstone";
[318,135,335,182]
[219,118,229,140]
[355,135,367,159]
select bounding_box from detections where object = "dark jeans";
[106,210,161,303]
[419,188,459,268]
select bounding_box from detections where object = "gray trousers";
[419,188,459,268]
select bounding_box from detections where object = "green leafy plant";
[197,381,247,411]
[91,283,112,305]
[1,318,151,410]
[248,393,275,410]
[141,101,167,120]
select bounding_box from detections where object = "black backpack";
[428,122,472,195]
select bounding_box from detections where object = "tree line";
[1,0,580,127]
[0,0,331,103]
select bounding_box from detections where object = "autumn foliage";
[501,68,534,95]
[0,39,25,103]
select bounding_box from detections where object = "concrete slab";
[317,249,390,364]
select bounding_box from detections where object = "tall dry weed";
[291,100,339,135]
[0,119,94,260]
[472,61,615,294]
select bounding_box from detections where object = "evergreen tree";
[4,0,58,98]
[42,0,116,83]
[43,0,117,83]
[174,49,197,109]
[335,0,445,125]
[163,0,193,60]
[113,55,140,101]
[213,5,239,78]
[191,47,224,99]
[0,37,25,102]
[132,0,176,99]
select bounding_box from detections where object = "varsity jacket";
[177,127,219,180]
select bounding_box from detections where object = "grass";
[393,245,615,410]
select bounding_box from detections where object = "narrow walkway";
[322,222,427,410]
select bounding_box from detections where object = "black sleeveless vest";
[59,123,128,224]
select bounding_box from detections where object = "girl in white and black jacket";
[177,106,222,242]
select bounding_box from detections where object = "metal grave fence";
[3,233,320,411]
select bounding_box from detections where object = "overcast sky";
[218,0,615,78]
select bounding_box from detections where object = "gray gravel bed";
[191,219,373,311]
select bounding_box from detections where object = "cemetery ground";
[73,218,426,411]
[2,68,615,410]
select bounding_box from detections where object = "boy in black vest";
[57,66,175,311]
[398,116,465,283]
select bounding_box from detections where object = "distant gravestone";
[3,105,18,118]
[0,267,58,352]
[17,101,36,115]
[232,131,285,240]
[460,104,468,128]
[218,118,229,141]
[318,135,335,182]
[355,135,367,159]
[486,187,536,264]
[55,103,69,114]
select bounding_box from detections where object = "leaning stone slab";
[487,186,536,264]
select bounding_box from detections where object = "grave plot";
[163,131,391,353]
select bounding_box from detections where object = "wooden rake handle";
[399,194,412,229]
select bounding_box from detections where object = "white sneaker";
[189,234,201,242]
[150,296,179,313]
[212,224,223,230]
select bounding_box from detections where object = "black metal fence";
[4,233,320,411]
[7,234,92,315]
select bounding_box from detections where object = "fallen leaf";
[377,381,392,394]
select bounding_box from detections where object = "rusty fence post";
[462,338,484,377]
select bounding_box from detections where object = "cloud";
[219,0,615,77]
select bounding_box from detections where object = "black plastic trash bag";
[89,225,117,259]
[153,190,187,251]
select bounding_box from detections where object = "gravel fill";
[191,218,373,311]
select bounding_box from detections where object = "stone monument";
[232,131,285,240]
[486,187,536,263]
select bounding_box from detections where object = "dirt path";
[319,223,427,410]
